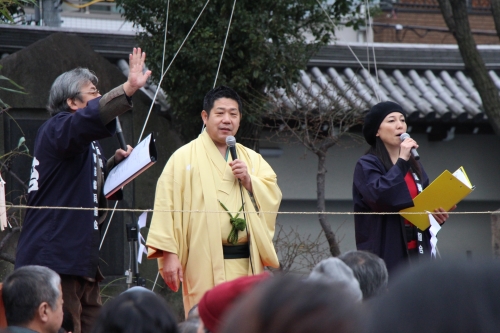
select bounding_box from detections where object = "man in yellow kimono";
[146,86,281,316]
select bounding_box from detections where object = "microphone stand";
[116,119,145,288]
[126,221,146,288]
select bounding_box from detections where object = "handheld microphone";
[226,136,238,161]
[116,116,127,151]
[400,133,420,160]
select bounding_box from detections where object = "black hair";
[366,137,422,180]
[203,86,242,115]
[90,291,178,333]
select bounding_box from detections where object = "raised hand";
[123,47,152,97]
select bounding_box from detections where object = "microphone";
[115,116,127,151]
[400,133,420,160]
[226,136,238,161]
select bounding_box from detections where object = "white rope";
[99,201,119,251]
[152,270,160,292]
[7,205,496,216]
[214,0,237,88]
[99,0,174,262]
[161,0,171,76]
[315,0,380,101]
[138,0,212,143]
[365,0,380,102]
[201,0,238,134]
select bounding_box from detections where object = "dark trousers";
[60,275,102,333]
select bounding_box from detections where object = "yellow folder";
[400,167,474,230]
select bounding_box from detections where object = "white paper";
[138,243,146,264]
[104,134,155,196]
[0,173,6,231]
[136,212,148,264]
[452,168,472,188]
[137,212,147,229]
[428,213,441,258]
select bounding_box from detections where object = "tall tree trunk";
[437,0,500,134]
[490,0,500,42]
[316,150,340,257]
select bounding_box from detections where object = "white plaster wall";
[262,133,500,202]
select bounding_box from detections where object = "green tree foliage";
[116,0,365,142]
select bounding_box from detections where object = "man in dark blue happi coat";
[15,48,151,333]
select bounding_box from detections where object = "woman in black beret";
[352,101,450,275]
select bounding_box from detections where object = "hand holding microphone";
[400,133,420,160]
[226,136,253,192]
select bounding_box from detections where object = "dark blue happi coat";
[15,97,116,278]
[352,154,431,273]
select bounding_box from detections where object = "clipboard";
[400,167,474,230]
[104,133,157,198]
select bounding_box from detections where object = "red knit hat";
[198,273,270,333]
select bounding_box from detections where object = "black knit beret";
[362,101,406,146]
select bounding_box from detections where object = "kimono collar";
[200,130,229,174]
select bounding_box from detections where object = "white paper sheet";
[104,133,155,197]
[136,212,148,264]
[428,213,441,258]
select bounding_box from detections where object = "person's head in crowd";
[187,304,199,321]
[338,251,388,300]
[307,257,363,302]
[364,260,500,333]
[90,287,178,333]
[197,273,270,333]
[2,265,64,333]
[178,320,199,333]
[220,274,362,333]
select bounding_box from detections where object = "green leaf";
[0,86,27,94]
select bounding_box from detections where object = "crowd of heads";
[4,254,500,333]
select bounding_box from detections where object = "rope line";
[4,204,499,216]
[138,0,212,143]
[99,201,118,250]
[160,0,171,77]
[315,0,381,102]
[213,0,237,88]
[201,0,237,133]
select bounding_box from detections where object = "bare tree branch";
[260,79,365,256]
[437,0,500,134]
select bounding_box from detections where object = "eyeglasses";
[79,89,100,97]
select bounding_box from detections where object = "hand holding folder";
[104,133,157,198]
[400,167,474,230]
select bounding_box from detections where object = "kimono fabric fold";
[147,130,281,316]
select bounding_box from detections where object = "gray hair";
[338,250,388,300]
[2,265,61,326]
[47,67,98,116]
[307,257,363,302]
